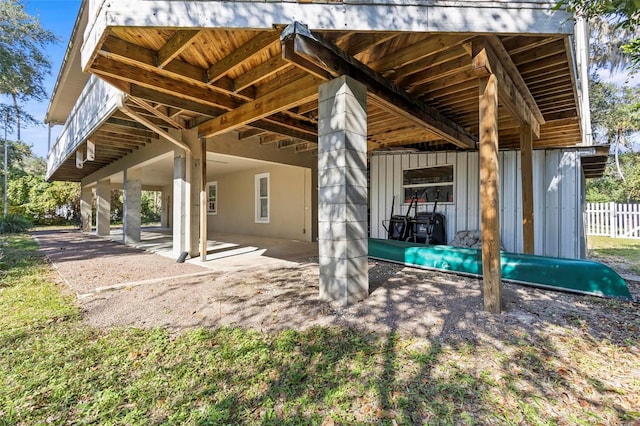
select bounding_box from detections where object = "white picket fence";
[585,202,640,238]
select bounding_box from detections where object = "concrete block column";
[123,167,142,244]
[161,184,172,228]
[172,149,189,257]
[80,186,93,232]
[317,75,369,305]
[96,178,111,236]
[184,129,203,258]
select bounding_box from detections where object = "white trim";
[255,172,270,223]
[207,181,218,215]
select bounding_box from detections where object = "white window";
[403,165,454,204]
[207,181,218,215]
[255,173,269,223]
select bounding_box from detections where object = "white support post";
[123,168,142,244]
[80,186,93,232]
[96,178,111,236]
[172,148,189,257]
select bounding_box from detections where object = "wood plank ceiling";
[56,23,584,180]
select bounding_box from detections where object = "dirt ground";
[35,230,639,344]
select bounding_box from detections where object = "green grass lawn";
[588,236,640,275]
[1,234,639,425]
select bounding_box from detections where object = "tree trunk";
[11,94,20,141]
[614,129,625,182]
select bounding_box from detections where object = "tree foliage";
[587,152,640,202]
[0,0,57,139]
[589,78,640,146]
[559,0,640,70]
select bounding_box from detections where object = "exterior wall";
[207,163,313,242]
[370,148,585,259]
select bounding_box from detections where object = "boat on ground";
[368,238,633,300]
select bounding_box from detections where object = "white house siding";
[369,149,585,259]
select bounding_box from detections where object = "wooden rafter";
[130,85,225,117]
[157,30,202,68]
[233,56,290,92]
[92,55,240,111]
[472,37,543,138]
[99,36,237,97]
[250,120,317,144]
[127,96,187,129]
[368,34,472,77]
[281,22,477,149]
[198,74,322,138]
[207,31,280,83]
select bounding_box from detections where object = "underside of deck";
[49,0,585,182]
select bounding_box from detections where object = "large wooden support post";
[123,167,142,244]
[479,74,502,314]
[96,178,111,236]
[80,186,93,232]
[318,75,369,305]
[520,124,535,254]
[199,139,208,262]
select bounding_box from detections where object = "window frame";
[402,164,455,204]
[207,181,218,215]
[255,172,270,223]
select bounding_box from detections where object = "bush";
[0,214,33,234]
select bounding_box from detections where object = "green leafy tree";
[0,0,57,138]
[587,152,640,202]
[589,78,640,182]
[141,191,161,223]
[558,0,640,70]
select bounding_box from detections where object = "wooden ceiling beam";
[198,74,322,138]
[517,52,568,75]
[102,120,157,137]
[127,97,187,129]
[157,30,202,68]
[129,85,225,117]
[510,39,566,66]
[250,120,317,144]
[92,131,153,145]
[472,37,543,138]
[99,35,237,96]
[233,56,291,92]
[501,36,561,56]
[403,58,471,93]
[92,56,240,111]
[336,32,398,57]
[396,46,469,85]
[281,22,477,150]
[207,31,280,83]
[367,34,472,76]
[99,36,317,130]
[238,128,265,140]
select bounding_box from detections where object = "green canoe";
[368,238,633,300]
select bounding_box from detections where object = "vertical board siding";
[370,148,584,258]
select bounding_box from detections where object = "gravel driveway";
[35,229,639,344]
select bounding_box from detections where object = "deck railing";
[586,202,640,239]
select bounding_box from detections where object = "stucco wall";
[207,164,313,242]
